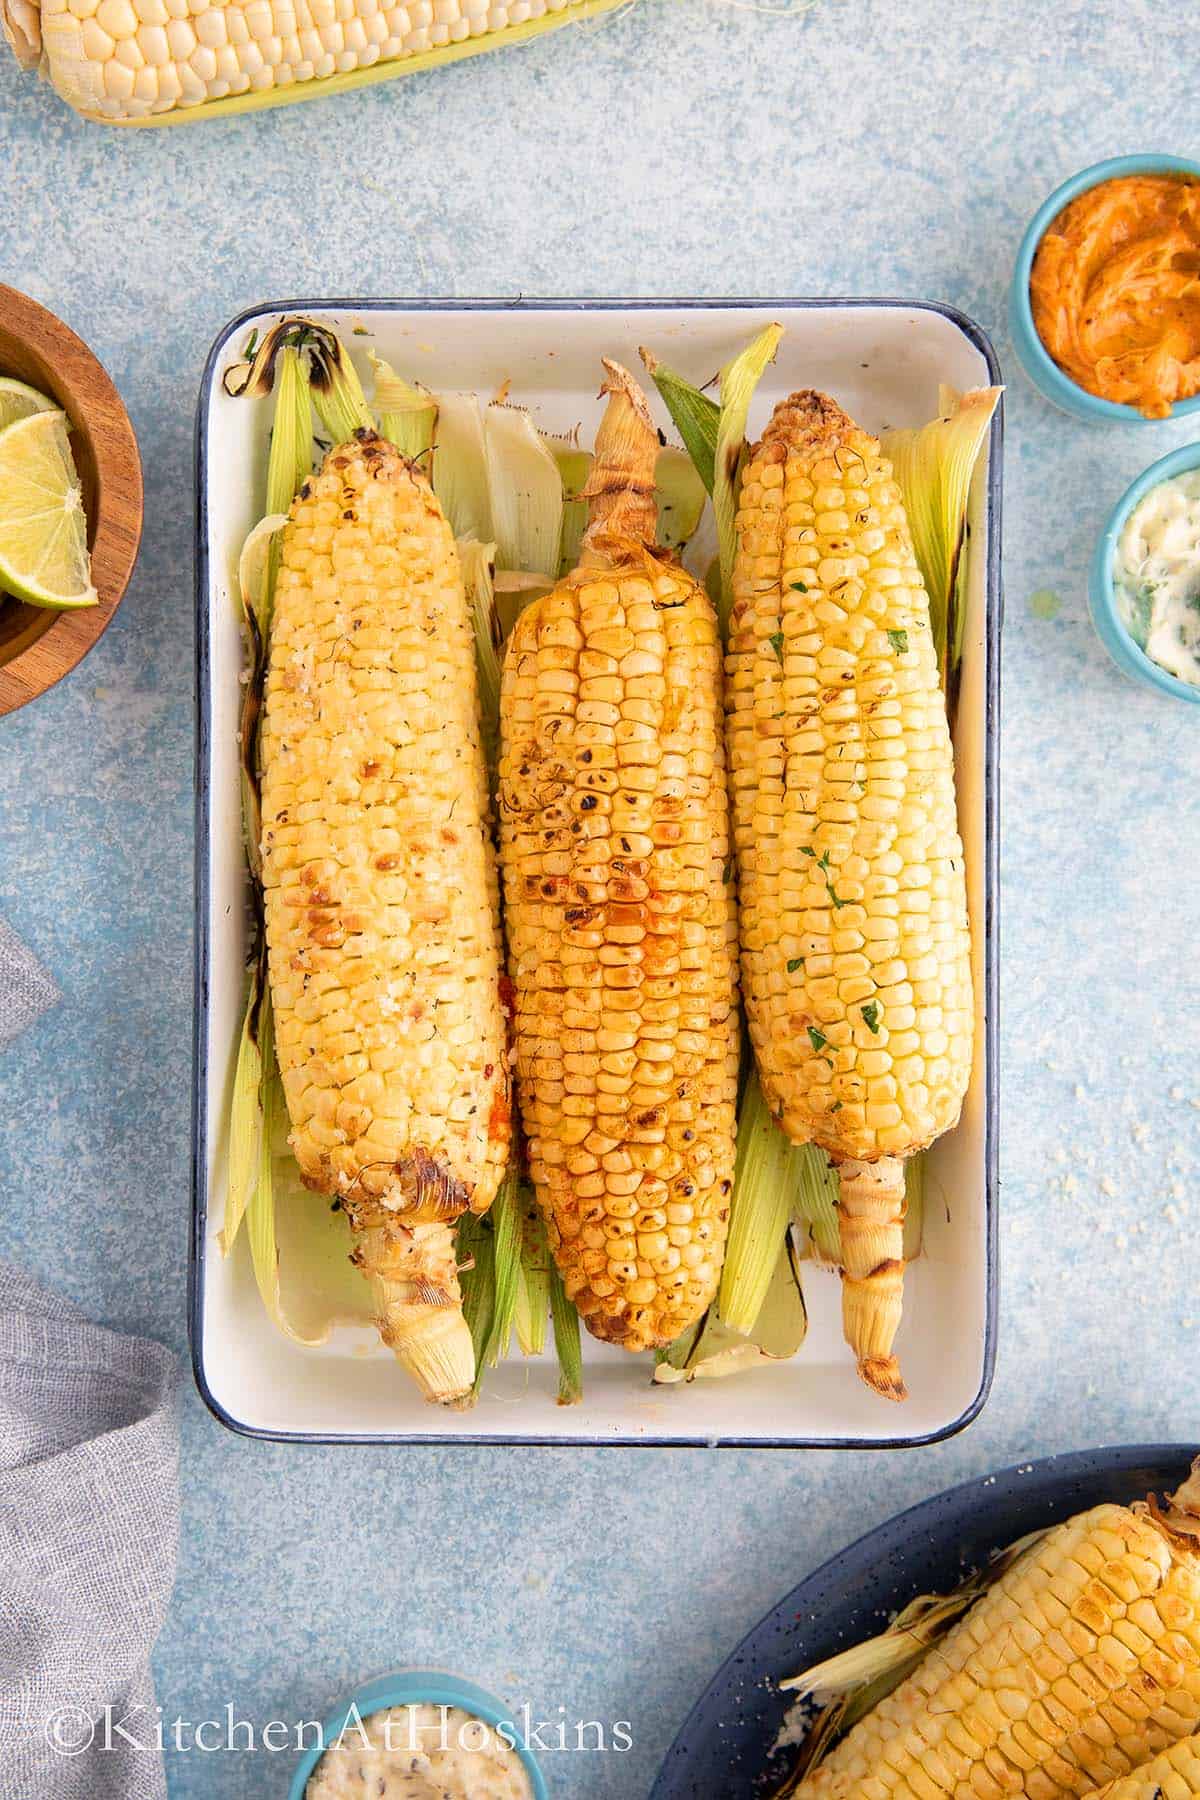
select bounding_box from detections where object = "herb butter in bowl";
[288,1672,546,1800]
[1090,441,1200,701]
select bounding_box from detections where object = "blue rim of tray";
[649,1443,1196,1797]
[191,296,1003,1447]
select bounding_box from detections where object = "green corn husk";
[225,339,314,1265]
[714,323,783,632]
[478,1173,523,1375]
[903,1153,925,1262]
[793,1143,841,1266]
[549,439,592,575]
[244,999,297,1337]
[772,1529,1046,1794]
[221,968,264,1257]
[659,1223,807,1383]
[718,1072,803,1334]
[369,352,437,460]
[458,1209,495,1374]
[513,1180,550,1358]
[484,402,564,579]
[654,445,707,553]
[881,385,1001,688]
[307,332,374,443]
[460,539,502,776]
[432,391,493,543]
[549,1262,583,1406]
[639,345,721,495]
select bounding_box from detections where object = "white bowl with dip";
[1090,442,1200,703]
[288,1671,547,1800]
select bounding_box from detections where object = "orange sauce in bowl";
[1030,173,1200,417]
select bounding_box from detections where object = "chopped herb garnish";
[786,956,804,974]
[799,845,815,858]
[722,860,733,885]
[790,580,809,592]
[768,631,785,661]
[807,1026,829,1054]
[829,1100,843,1113]
[887,628,909,655]
[861,1001,881,1034]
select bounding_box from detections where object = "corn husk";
[460,538,502,777]
[513,1181,550,1358]
[432,392,493,543]
[881,385,1001,684]
[369,352,437,460]
[549,438,592,575]
[639,345,720,495]
[718,1073,802,1334]
[772,1529,1047,1793]
[658,1224,806,1383]
[654,445,707,552]
[714,324,783,628]
[220,970,263,1257]
[484,402,563,578]
[549,1262,583,1406]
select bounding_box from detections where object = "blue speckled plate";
[650,1444,1195,1799]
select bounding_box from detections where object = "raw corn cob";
[260,428,510,1403]
[498,362,740,1353]
[726,390,972,1401]
[794,1474,1200,1800]
[2,0,625,123]
[1085,1735,1200,1800]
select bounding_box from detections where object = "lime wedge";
[0,376,57,435]
[0,409,97,610]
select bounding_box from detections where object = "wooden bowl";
[0,286,143,716]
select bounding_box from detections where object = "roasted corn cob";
[796,1473,1200,1799]
[260,428,510,1403]
[2,0,624,123]
[1086,1734,1200,1800]
[498,362,740,1353]
[726,391,972,1400]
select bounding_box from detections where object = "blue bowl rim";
[1089,437,1200,702]
[285,1669,549,1800]
[649,1442,1196,1797]
[1010,153,1200,423]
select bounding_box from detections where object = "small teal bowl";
[1009,153,1200,423]
[1089,440,1200,702]
[287,1670,549,1799]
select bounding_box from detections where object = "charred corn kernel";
[499,364,739,1354]
[1086,1734,1200,1799]
[4,0,623,121]
[726,391,972,1403]
[797,1495,1200,1800]
[261,430,510,1402]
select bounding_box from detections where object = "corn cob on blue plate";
[649,1444,1195,1799]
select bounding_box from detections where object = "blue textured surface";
[2,2,1200,1795]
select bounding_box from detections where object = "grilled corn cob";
[1086,1735,1200,1800]
[796,1473,1200,1799]
[2,0,624,123]
[498,362,739,1353]
[260,428,510,1403]
[726,390,972,1401]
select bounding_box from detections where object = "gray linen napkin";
[0,919,60,1049]
[0,1262,180,1799]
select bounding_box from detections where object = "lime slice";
[0,376,57,435]
[0,409,97,610]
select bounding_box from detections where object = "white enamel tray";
[193,299,1001,1446]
